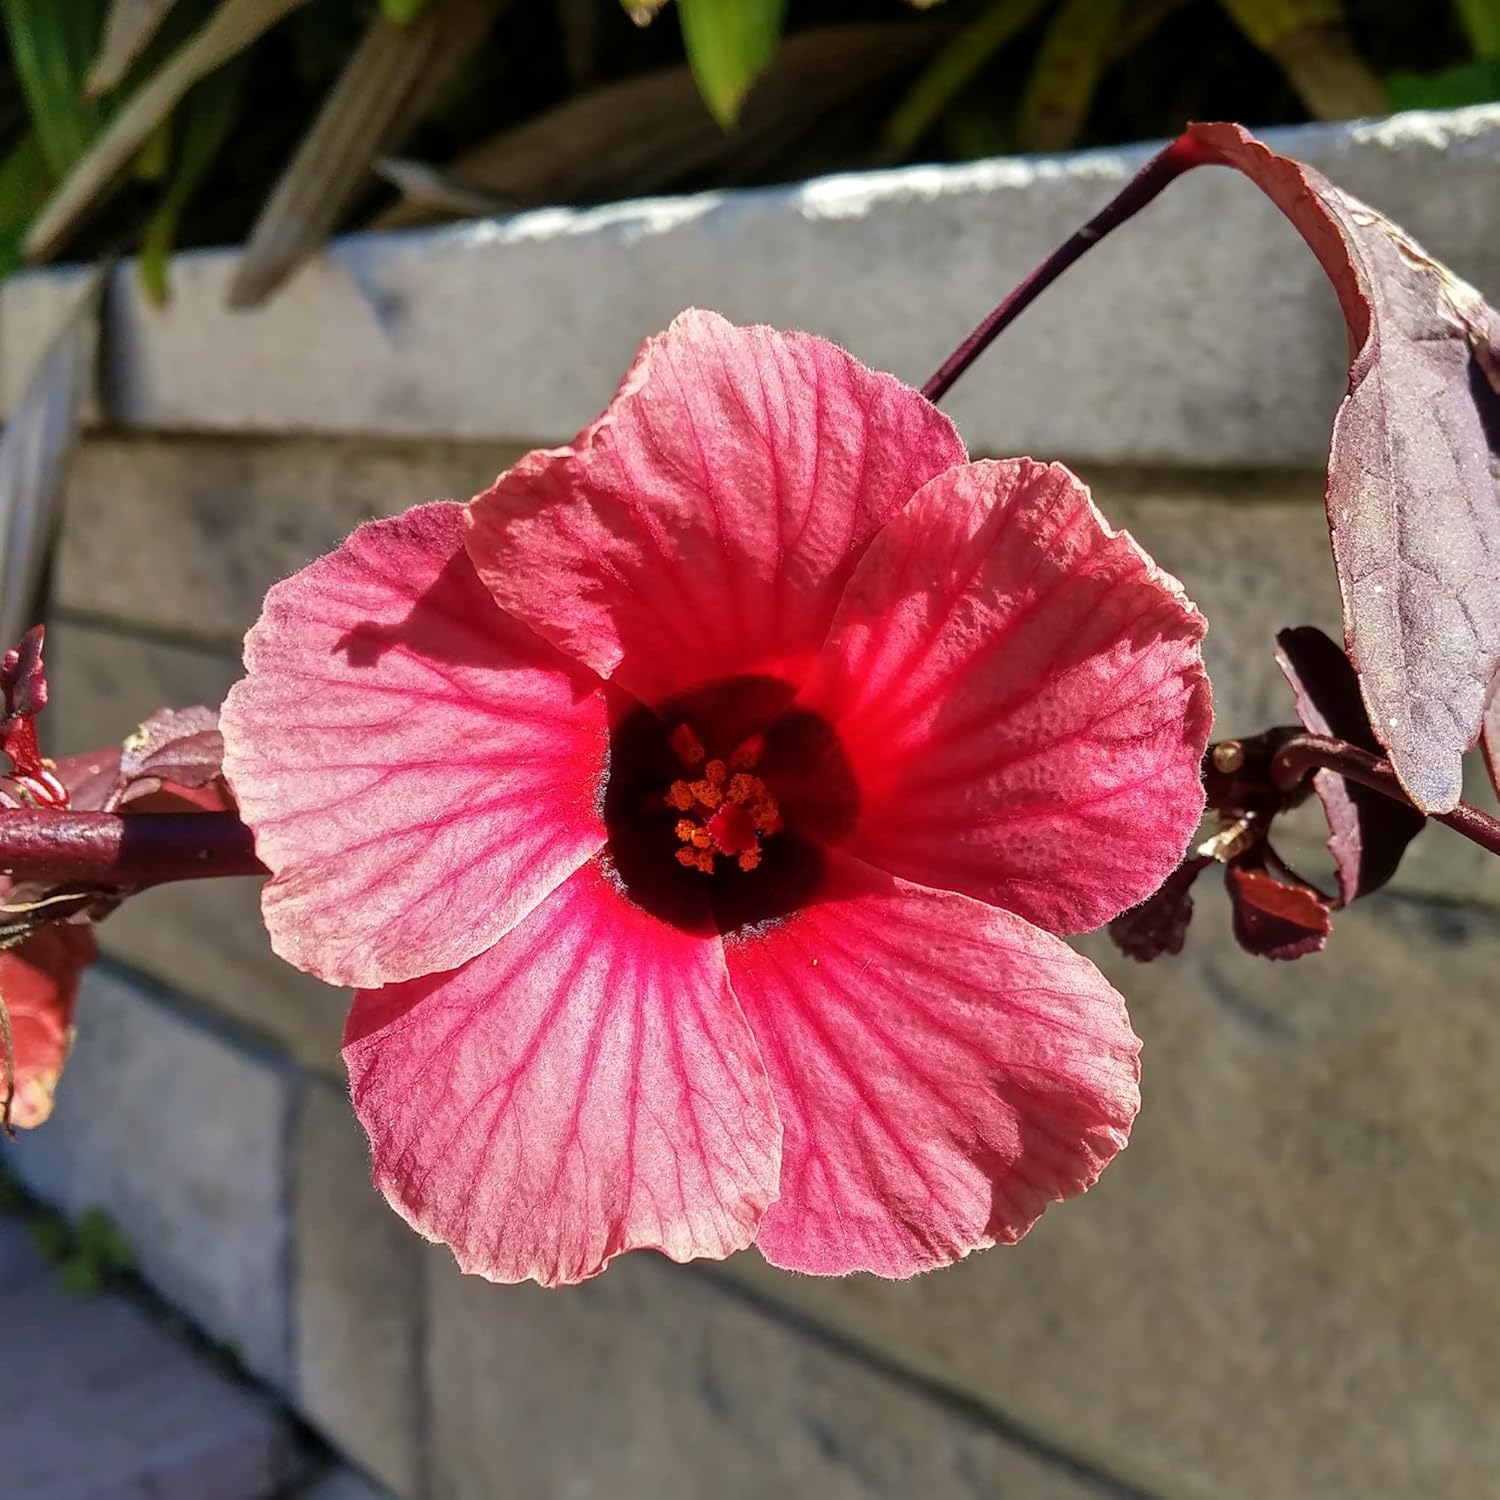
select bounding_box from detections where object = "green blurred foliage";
[1,0,114,176]
[677,0,787,124]
[1387,55,1500,109]
[22,1200,135,1296]
[138,58,245,302]
[1454,0,1500,55]
[0,0,1489,292]
[0,131,50,278]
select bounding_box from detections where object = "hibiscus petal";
[465,309,965,705]
[221,502,610,988]
[725,851,1139,1278]
[801,459,1212,934]
[344,859,781,1286]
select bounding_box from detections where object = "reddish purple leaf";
[1225,862,1332,962]
[1175,123,1500,815]
[1109,855,1211,962]
[50,746,124,813]
[115,706,227,806]
[1484,675,1499,800]
[0,626,49,780]
[931,123,1498,811]
[1275,625,1425,905]
[51,712,231,816]
[2,627,46,721]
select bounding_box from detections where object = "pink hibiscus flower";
[220,311,1211,1285]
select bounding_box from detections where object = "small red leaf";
[1226,863,1332,962]
[0,626,49,780]
[1175,123,1500,816]
[52,715,234,816]
[50,746,124,813]
[2,627,46,721]
[118,706,224,789]
[1275,625,1425,904]
[113,706,232,811]
[1109,855,1212,962]
[1,921,96,1131]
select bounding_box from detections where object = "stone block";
[0,1217,300,1499]
[44,619,241,755]
[425,1247,1132,1500]
[294,1077,423,1497]
[8,964,294,1386]
[91,878,348,1074]
[43,620,348,1069]
[717,890,1500,1500]
[1088,470,1338,732]
[295,1469,398,1500]
[5,111,1497,464]
[56,435,518,648]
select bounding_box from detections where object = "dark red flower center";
[601,675,857,936]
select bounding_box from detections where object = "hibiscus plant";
[1,121,1496,1287]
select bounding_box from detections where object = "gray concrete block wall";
[4,109,1498,469]
[295,1078,424,1496]
[5,107,1497,1498]
[17,431,1497,1500]
[13,895,1498,1499]
[7,967,294,1386]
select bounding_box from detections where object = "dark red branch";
[921,137,1203,404]
[1270,733,1500,859]
[0,810,266,889]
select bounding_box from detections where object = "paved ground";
[290,1468,393,1500]
[1,1215,303,1500]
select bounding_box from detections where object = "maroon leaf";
[1176,123,1500,816]
[52,710,231,815]
[1275,625,1425,904]
[1484,675,1499,800]
[0,626,49,780]
[2,627,46,721]
[1225,862,1332,962]
[935,127,1500,815]
[1109,855,1211,962]
[116,706,225,796]
[115,779,233,814]
[50,745,124,813]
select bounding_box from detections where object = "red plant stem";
[921,136,1205,404]
[0,810,266,889]
[1271,733,1500,859]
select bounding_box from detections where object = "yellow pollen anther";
[726,772,759,805]
[688,778,724,809]
[661,746,782,875]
